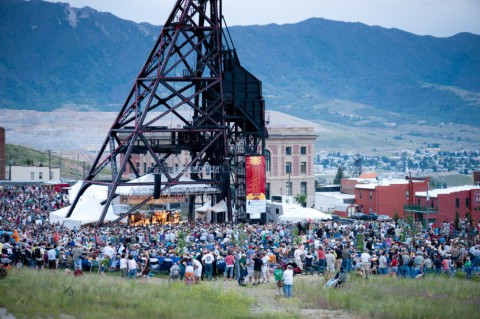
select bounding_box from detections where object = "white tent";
[194,201,211,221]
[207,200,228,222]
[50,184,120,228]
[278,206,332,223]
[207,200,228,213]
[49,206,70,225]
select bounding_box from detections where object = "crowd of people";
[1,184,480,298]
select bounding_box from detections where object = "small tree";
[356,233,364,251]
[393,212,400,223]
[454,211,460,230]
[466,210,473,227]
[333,166,344,184]
[294,194,307,207]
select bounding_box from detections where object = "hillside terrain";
[0,0,479,155]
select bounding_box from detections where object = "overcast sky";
[45,0,480,37]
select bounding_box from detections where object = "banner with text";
[246,155,266,219]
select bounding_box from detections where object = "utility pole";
[75,154,79,181]
[59,156,62,180]
[46,150,53,180]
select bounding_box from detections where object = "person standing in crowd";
[360,249,371,278]
[141,251,151,282]
[119,254,128,278]
[224,250,235,281]
[72,243,83,271]
[34,243,45,271]
[127,254,138,280]
[202,249,214,281]
[325,249,335,276]
[317,246,326,274]
[47,245,57,271]
[341,245,352,272]
[192,257,202,284]
[282,265,294,298]
[378,251,388,276]
[273,264,284,297]
[252,253,263,285]
[238,253,247,285]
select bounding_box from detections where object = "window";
[39,172,43,180]
[30,172,35,180]
[143,163,147,174]
[369,191,373,200]
[286,147,292,155]
[359,191,362,199]
[286,182,292,196]
[300,182,307,196]
[301,146,307,155]
[266,183,270,199]
[418,199,421,206]
[455,198,460,208]
[466,198,470,208]
[286,162,292,174]
[265,150,271,171]
[300,162,307,174]
[405,190,410,200]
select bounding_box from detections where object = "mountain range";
[1,0,480,153]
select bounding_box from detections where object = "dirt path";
[209,275,357,319]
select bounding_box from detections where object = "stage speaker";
[153,174,161,199]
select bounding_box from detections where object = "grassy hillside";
[1,0,479,127]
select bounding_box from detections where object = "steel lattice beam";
[67,0,266,225]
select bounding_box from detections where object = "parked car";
[330,215,340,221]
[362,213,378,221]
[350,212,366,220]
[377,214,392,222]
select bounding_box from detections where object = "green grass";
[296,275,480,319]
[2,269,480,319]
[0,269,254,319]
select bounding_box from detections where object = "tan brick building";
[265,111,318,208]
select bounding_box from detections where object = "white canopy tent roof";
[207,200,228,213]
[195,201,212,213]
[51,183,121,229]
[278,206,332,223]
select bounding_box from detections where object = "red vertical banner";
[246,155,266,219]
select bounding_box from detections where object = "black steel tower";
[66,0,267,224]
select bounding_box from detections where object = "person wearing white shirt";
[282,265,294,298]
[202,250,215,281]
[360,250,372,278]
[119,254,128,278]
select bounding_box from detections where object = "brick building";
[265,112,318,208]
[474,171,480,186]
[414,186,480,223]
[354,176,429,217]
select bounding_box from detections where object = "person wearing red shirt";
[224,251,235,280]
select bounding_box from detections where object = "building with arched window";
[265,111,318,208]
